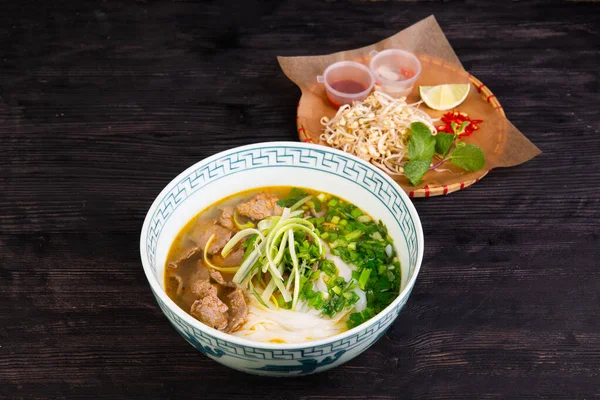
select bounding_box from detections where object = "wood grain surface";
[1,1,599,399]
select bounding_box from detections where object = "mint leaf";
[408,122,435,161]
[435,133,455,156]
[449,144,486,172]
[410,121,431,137]
[404,160,430,186]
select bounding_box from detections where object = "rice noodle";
[320,90,437,175]
[231,298,347,343]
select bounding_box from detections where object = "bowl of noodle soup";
[140,141,423,376]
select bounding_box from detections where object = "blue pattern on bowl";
[141,142,422,376]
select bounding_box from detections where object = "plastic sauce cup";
[317,61,374,108]
[369,49,421,98]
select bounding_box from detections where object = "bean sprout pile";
[320,91,437,176]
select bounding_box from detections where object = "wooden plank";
[0,0,599,399]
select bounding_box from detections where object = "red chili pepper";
[437,110,483,136]
[401,68,415,79]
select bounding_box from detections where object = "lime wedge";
[419,84,470,111]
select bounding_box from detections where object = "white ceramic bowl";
[140,141,424,376]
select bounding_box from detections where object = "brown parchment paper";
[277,15,541,192]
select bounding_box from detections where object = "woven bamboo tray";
[296,55,506,198]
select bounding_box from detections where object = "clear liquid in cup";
[370,49,421,98]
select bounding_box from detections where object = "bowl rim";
[140,141,424,351]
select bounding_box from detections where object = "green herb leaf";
[458,121,470,134]
[321,260,338,277]
[408,122,435,161]
[449,143,486,171]
[403,160,430,186]
[277,187,309,207]
[347,308,375,329]
[358,268,372,290]
[410,121,431,137]
[313,199,322,212]
[435,133,455,156]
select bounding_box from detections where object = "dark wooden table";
[2,1,599,399]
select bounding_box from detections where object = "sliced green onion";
[358,268,371,290]
[233,239,265,283]
[357,215,372,223]
[271,294,279,310]
[270,231,289,267]
[260,269,291,303]
[371,232,383,241]
[289,210,305,218]
[252,287,270,308]
[221,228,264,257]
[268,221,318,253]
[385,244,393,258]
[331,215,340,224]
[350,208,363,219]
[285,265,295,291]
[257,217,276,232]
[261,278,277,303]
[291,225,323,255]
[274,217,315,233]
[321,260,337,276]
[317,193,327,202]
[289,229,300,311]
[272,274,291,302]
[262,208,291,244]
[290,195,313,211]
[234,210,255,230]
[260,208,293,275]
[203,234,240,273]
[233,205,319,307]
[264,248,284,279]
[345,229,362,241]
[255,263,262,284]
[242,234,258,260]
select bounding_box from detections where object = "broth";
[165,186,401,343]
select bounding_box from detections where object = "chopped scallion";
[358,268,372,290]
[357,215,372,223]
[351,208,363,218]
[345,229,362,241]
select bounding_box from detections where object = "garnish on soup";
[164,187,402,343]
